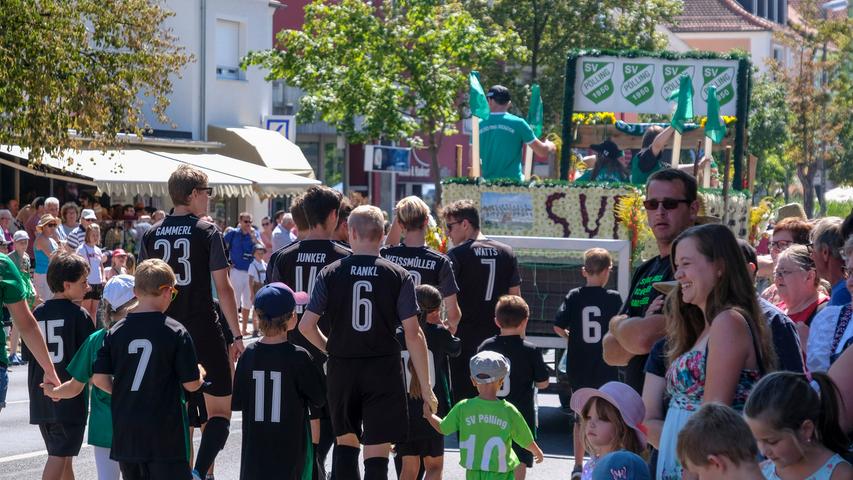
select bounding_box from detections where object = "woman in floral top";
[644,224,776,480]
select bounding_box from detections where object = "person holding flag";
[701,85,727,187]
[469,75,555,181]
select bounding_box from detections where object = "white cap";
[103,274,135,311]
[13,230,29,242]
[81,209,97,220]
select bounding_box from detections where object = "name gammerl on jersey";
[155,225,193,236]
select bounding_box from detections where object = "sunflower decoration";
[748,198,773,244]
[615,192,653,263]
[426,214,448,253]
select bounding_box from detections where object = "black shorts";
[396,435,444,458]
[327,355,408,445]
[188,326,232,397]
[84,283,103,300]
[38,422,85,457]
[119,460,192,480]
[513,443,533,468]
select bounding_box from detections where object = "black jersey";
[555,286,622,390]
[93,312,200,462]
[447,238,521,347]
[27,299,95,425]
[395,322,461,439]
[139,214,229,334]
[381,244,459,297]
[306,255,419,358]
[477,335,549,433]
[232,341,325,480]
[267,239,351,360]
[619,255,672,393]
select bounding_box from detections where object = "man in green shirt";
[426,351,543,479]
[479,86,555,181]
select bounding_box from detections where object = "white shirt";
[807,305,843,373]
[248,259,267,284]
[76,244,104,285]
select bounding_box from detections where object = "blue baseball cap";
[253,282,309,319]
[592,451,651,480]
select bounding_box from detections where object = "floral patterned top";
[760,454,849,480]
[581,455,599,480]
[665,348,761,412]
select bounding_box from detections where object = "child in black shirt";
[30,253,96,480]
[93,259,205,480]
[478,295,549,480]
[232,282,326,480]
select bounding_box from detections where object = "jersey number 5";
[37,319,64,363]
[581,306,602,343]
[153,238,192,286]
[352,280,373,332]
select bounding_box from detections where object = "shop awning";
[208,125,316,178]
[157,150,320,197]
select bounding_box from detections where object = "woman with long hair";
[76,224,105,322]
[653,224,776,480]
[576,140,628,183]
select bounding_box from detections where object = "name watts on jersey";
[155,225,193,236]
[350,266,378,277]
[474,247,499,257]
[384,255,437,271]
[464,414,508,430]
[297,252,327,264]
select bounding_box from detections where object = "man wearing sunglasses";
[140,165,244,480]
[602,169,698,394]
[224,212,261,337]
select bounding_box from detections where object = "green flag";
[469,71,490,119]
[668,74,694,134]
[527,84,543,138]
[705,85,726,143]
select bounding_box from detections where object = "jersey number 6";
[352,280,373,332]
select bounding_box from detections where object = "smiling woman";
[654,224,776,480]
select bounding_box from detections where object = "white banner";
[573,56,739,116]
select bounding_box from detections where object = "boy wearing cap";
[247,244,267,329]
[28,253,96,480]
[232,282,326,480]
[93,259,205,480]
[479,85,555,181]
[425,350,544,480]
[8,229,34,365]
[592,451,651,480]
[477,295,549,480]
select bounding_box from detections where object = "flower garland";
[425,215,448,254]
[579,193,608,237]
[545,192,571,237]
[572,112,616,125]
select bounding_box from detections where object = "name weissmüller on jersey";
[380,245,459,296]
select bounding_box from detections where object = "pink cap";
[570,381,647,447]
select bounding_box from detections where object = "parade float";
[442,49,769,264]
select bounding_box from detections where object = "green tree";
[827,12,853,186]
[772,0,852,217]
[0,0,190,163]
[748,74,791,201]
[463,0,682,132]
[244,0,523,204]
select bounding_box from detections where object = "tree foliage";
[244,0,524,204]
[462,0,682,132]
[0,0,190,163]
[771,0,852,217]
[748,74,791,199]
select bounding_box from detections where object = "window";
[216,19,242,80]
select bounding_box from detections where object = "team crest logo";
[701,66,735,106]
[581,61,615,104]
[621,63,654,106]
[661,65,695,101]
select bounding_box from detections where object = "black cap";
[737,239,757,267]
[590,139,623,160]
[486,85,511,104]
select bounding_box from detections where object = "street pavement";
[0,354,579,479]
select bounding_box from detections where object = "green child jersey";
[66,328,112,448]
[479,112,536,181]
[440,397,534,478]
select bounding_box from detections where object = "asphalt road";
[0,357,580,479]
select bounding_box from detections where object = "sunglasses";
[159,284,178,301]
[242,220,252,224]
[195,186,214,195]
[45,223,58,228]
[261,222,270,227]
[643,198,691,210]
[769,240,795,250]
[445,221,461,231]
